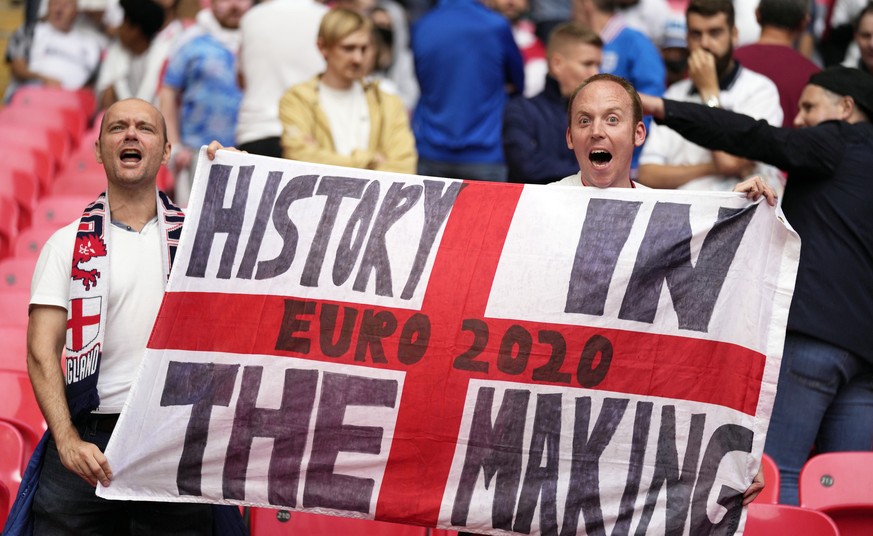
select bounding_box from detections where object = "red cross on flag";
[66,296,101,352]
[100,151,799,536]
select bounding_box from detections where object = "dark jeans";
[32,416,213,535]
[764,332,873,505]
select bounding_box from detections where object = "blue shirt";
[600,19,665,169]
[412,0,525,164]
[163,34,241,148]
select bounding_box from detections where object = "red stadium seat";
[52,167,106,197]
[248,508,428,536]
[10,86,96,124]
[31,195,92,229]
[0,479,9,528]
[753,453,780,504]
[0,326,27,373]
[0,146,54,197]
[0,127,60,181]
[0,417,41,462]
[0,257,37,292]
[745,503,839,535]
[0,419,26,503]
[0,105,86,148]
[157,165,175,193]
[800,451,873,536]
[0,120,70,168]
[0,167,39,230]
[0,371,47,439]
[13,226,57,259]
[83,110,103,144]
[0,195,18,259]
[65,145,104,178]
[0,290,30,328]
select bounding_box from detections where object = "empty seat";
[248,508,427,536]
[51,167,106,197]
[0,419,26,505]
[10,86,96,124]
[0,290,30,328]
[157,165,175,194]
[745,503,839,535]
[800,451,873,536]
[0,121,70,169]
[13,226,56,259]
[0,257,37,292]
[0,105,86,148]
[0,371,47,440]
[0,146,54,197]
[1,417,41,462]
[0,196,18,260]
[0,479,9,529]
[31,195,91,229]
[0,127,60,180]
[0,326,27,373]
[64,145,104,178]
[753,453,780,504]
[0,167,39,230]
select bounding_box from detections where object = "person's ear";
[634,121,646,147]
[317,38,329,60]
[550,52,564,76]
[566,127,574,149]
[840,95,856,120]
[95,138,103,165]
[799,13,811,32]
[731,25,738,46]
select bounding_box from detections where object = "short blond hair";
[318,8,373,49]
[547,22,603,58]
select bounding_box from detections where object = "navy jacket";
[661,99,873,360]
[503,75,579,184]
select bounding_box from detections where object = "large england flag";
[100,150,799,536]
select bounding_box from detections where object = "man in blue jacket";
[412,0,525,182]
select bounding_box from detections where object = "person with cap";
[641,65,873,506]
[660,15,689,87]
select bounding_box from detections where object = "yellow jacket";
[279,76,417,174]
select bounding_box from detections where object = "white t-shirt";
[96,19,186,106]
[27,22,102,90]
[550,171,649,189]
[620,0,670,46]
[30,218,166,414]
[639,66,783,192]
[318,81,371,156]
[235,0,328,145]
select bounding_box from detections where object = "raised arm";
[640,95,840,176]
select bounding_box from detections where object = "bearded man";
[637,0,783,192]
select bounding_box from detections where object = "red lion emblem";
[71,234,107,290]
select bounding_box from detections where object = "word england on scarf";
[100,149,799,536]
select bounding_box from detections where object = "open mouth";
[120,148,142,163]
[589,150,612,168]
